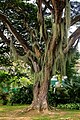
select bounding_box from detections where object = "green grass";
[33,110,80,120]
[0,104,27,117]
[0,105,80,120]
[0,104,27,111]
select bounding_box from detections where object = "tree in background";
[0,0,80,111]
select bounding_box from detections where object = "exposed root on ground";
[19,104,34,114]
[17,104,58,116]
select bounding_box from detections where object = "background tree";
[0,0,80,111]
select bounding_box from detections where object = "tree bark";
[31,22,63,112]
[31,65,51,111]
[32,81,48,111]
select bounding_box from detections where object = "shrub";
[10,85,33,105]
[57,103,80,110]
[0,70,11,105]
[48,86,69,107]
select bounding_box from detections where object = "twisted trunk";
[32,65,51,111]
[31,22,63,111]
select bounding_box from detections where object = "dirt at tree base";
[0,109,58,120]
[0,108,80,120]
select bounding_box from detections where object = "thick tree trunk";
[32,81,48,111]
[29,1,67,112]
[32,65,51,111]
[31,23,60,111]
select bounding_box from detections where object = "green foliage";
[0,61,33,105]
[0,70,11,93]
[48,75,80,107]
[64,75,80,103]
[57,103,80,110]
[0,42,11,66]
[48,87,69,107]
[0,70,11,105]
[10,85,33,105]
[48,51,80,106]
[66,51,80,80]
[52,52,80,107]
[9,61,33,89]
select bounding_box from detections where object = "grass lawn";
[0,105,80,120]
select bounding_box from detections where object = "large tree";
[0,0,80,111]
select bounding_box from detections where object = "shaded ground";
[0,105,80,120]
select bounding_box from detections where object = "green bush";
[48,75,80,106]
[48,86,69,107]
[0,70,11,105]
[57,103,80,110]
[10,85,33,105]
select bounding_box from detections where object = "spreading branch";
[43,0,53,12]
[51,0,66,23]
[0,12,41,72]
[64,27,80,53]
[0,12,31,53]
[71,14,80,26]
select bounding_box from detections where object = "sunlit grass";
[0,104,27,117]
[33,109,80,120]
[0,105,80,120]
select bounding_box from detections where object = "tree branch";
[63,27,80,53]
[51,0,66,23]
[71,14,80,26]
[43,0,53,12]
[0,12,42,70]
[0,12,31,53]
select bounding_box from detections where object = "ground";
[0,105,80,120]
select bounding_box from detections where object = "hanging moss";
[65,0,71,29]
[52,23,64,75]
[53,23,59,39]
[33,68,44,86]
[60,54,66,75]
[53,55,59,75]
[40,24,43,40]
[51,13,55,33]
[10,36,31,65]
[53,0,71,76]
[37,6,43,41]
[10,37,18,61]
[65,0,71,46]
[61,22,64,43]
